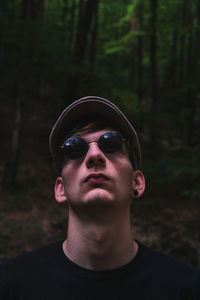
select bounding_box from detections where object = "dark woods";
[0,0,199,264]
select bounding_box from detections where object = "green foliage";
[146,145,200,200]
[104,32,132,55]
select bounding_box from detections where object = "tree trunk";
[2,0,34,189]
[75,0,99,61]
[185,1,200,146]
[166,29,178,89]
[0,0,7,58]
[68,0,76,54]
[178,0,187,84]
[89,0,99,67]
[21,0,32,20]
[62,0,69,22]
[149,0,158,142]
[194,0,200,73]
[185,32,194,146]
[43,0,48,25]
[66,0,99,101]
[0,0,7,24]
[2,94,22,189]
[137,2,144,104]
[21,0,41,20]
[129,10,136,83]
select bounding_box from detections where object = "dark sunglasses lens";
[62,136,88,159]
[99,131,123,153]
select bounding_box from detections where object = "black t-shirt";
[0,241,199,300]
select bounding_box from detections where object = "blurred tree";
[129,8,136,83]
[43,0,48,25]
[66,0,99,101]
[149,0,158,143]
[136,1,144,104]
[2,86,23,189]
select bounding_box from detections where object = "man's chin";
[70,190,115,214]
[84,188,113,204]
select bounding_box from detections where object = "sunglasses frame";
[61,131,127,160]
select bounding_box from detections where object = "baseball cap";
[49,96,141,170]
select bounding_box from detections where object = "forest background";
[0,0,200,266]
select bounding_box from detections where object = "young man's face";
[55,129,145,214]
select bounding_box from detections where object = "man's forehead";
[73,125,117,138]
[66,121,119,139]
[76,129,111,140]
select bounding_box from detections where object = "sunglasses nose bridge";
[85,147,106,169]
[88,141,98,146]
[84,139,106,161]
[87,140,102,154]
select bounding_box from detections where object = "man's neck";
[62,209,138,270]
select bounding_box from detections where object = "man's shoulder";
[139,242,200,289]
[140,242,199,273]
[0,241,65,299]
[0,240,63,277]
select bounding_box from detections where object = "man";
[0,96,199,299]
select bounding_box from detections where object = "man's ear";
[55,177,67,203]
[131,170,145,198]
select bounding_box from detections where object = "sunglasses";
[61,131,126,160]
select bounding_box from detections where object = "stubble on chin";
[68,188,116,217]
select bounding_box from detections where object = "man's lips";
[84,173,109,184]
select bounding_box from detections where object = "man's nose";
[85,142,106,168]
